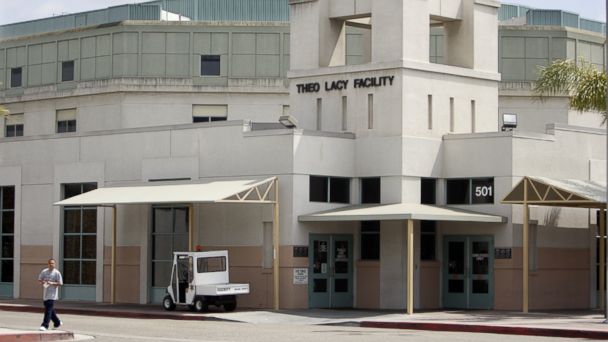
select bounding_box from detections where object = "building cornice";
[288,60,501,82]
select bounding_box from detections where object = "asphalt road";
[0,311,588,342]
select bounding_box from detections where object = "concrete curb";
[0,331,74,342]
[0,304,208,321]
[360,321,608,340]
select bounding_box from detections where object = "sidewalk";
[0,328,73,342]
[1,299,608,340]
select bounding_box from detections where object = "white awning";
[54,178,276,206]
[502,176,606,208]
[298,203,506,223]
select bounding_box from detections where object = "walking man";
[38,258,63,331]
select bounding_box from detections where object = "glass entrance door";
[443,235,494,309]
[308,234,353,308]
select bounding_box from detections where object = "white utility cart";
[162,250,250,312]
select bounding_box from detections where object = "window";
[201,55,221,76]
[62,183,97,285]
[309,176,328,202]
[10,68,22,88]
[56,109,76,133]
[152,207,189,287]
[5,114,23,137]
[420,179,437,260]
[420,221,436,261]
[192,105,227,123]
[309,176,350,204]
[361,221,380,260]
[197,256,226,273]
[361,177,380,204]
[0,187,15,284]
[446,178,494,205]
[61,61,75,82]
[367,94,374,129]
[421,178,436,205]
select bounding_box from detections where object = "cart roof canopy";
[298,203,506,223]
[54,177,276,206]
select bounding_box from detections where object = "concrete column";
[371,0,429,63]
[443,0,499,72]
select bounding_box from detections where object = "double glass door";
[308,234,353,308]
[443,235,494,309]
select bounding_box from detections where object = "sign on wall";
[296,76,395,94]
[471,178,494,204]
[293,268,308,285]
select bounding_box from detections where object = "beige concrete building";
[0,0,605,312]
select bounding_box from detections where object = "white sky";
[0,0,605,25]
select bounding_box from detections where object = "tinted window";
[361,178,380,204]
[329,177,350,204]
[446,179,470,204]
[361,221,380,260]
[57,120,76,133]
[421,178,436,204]
[201,55,221,76]
[62,61,75,82]
[310,176,328,202]
[420,221,436,261]
[10,68,21,88]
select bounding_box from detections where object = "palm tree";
[534,59,607,125]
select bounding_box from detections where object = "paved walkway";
[1,299,608,340]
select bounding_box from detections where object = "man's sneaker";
[39,326,47,331]
[52,321,62,330]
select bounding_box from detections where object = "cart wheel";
[223,300,237,312]
[194,298,207,312]
[162,295,176,311]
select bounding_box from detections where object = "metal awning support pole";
[523,179,529,313]
[111,205,117,305]
[407,219,414,315]
[600,209,605,311]
[273,178,280,310]
[188,204,194,251]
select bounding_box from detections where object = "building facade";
[0,0,605,311]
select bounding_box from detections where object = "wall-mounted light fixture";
[501,113,517,131]
[279,115,298,128]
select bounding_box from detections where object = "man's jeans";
[41,299,60,328]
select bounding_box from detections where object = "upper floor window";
[192,105,227,123]
[446,178,494,205]
[10,68,22,88]
[310,176,350,204]
[5,114,23,137]
[62,61,75,82]
[361,177,380,204]
[201,55,221,76]
[421,178,436,205]
[56,108,76,133]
